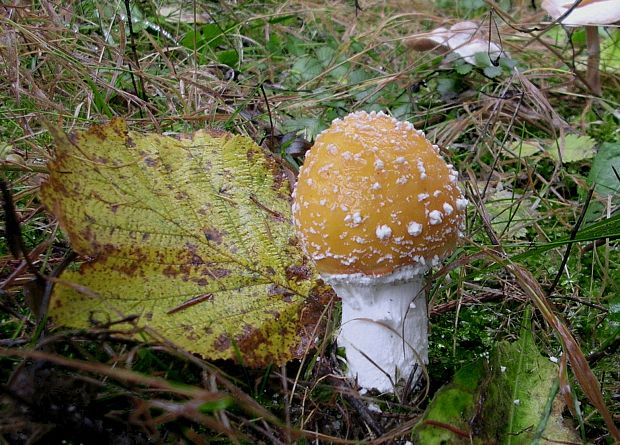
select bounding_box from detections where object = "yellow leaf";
[41,120,331,366]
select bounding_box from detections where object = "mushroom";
[292,111,467,392]
[407,21,506,65]
[541,0,620,95]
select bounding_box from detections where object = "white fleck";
[341,256,358,266]
[327,144,338,154]
[306,178,313,186]
[317,163,334,174]
[549,356,558,363]
[409,302,416,309]
[340,204,348,212]
[375,224,392,240]
[352,212,362,224]
[367,403,382,413]
[433,190,441,197]
[319,199,327,206]
[407,221,423,236]
[417,159,427,178]
[443,203,454,215]
[371,182,381,190]
[429,210,443,225]
[396,176,408,185]
[395,156,407,164]
[513,399,520,406]
[500,366,506,373]
[342,151,353,160]
[374,159,385,170]
[456,198,469,210]
[417,193,429,202]
[352,236,368,244]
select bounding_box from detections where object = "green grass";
[1,0,619,443]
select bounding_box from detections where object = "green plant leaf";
[413,331,579,444]
[485,190,537,239]
[497,330,578,444]
[291,55,322,81]
[483,65,502,78]
[473,51,493,68]
[217,49,239,67]
[455,62,473,75]
[589,140,620,198]
[586,140,620,221]
[601,29,620,72]
[40,120,331,367]
[546,134,596,164]
[413,360,485,444]
[508,140,544,158]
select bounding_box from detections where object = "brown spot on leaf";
[209,268,230,279]
[290,283,336,359]
[190,254,204,265]
[86,125,108,141]
[181,324,199,341]
[197,205,211,216]
[192,277,209,286]
[175,191,189,201]
[268,284,295,302]
[285,264,312,282]
[163,265,178,277]
[144,157,158,167]
[93,155,109,165]
[204,227,224,244]
[214,333,231,352]
[115,260,141,277]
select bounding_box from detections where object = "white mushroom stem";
[585,25,601,96]
[324,268,428,393]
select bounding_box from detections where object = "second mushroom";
[292,111,467,393]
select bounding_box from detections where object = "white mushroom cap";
[292,111,466,279]
[541,0,620,26]
[407,21,506,64]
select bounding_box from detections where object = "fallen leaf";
[41,119,331,367]
[546,134,596,164]
[413,330,580,444]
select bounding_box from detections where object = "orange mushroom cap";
[292,111,466,277]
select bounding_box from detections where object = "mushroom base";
[329,276,428,393]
